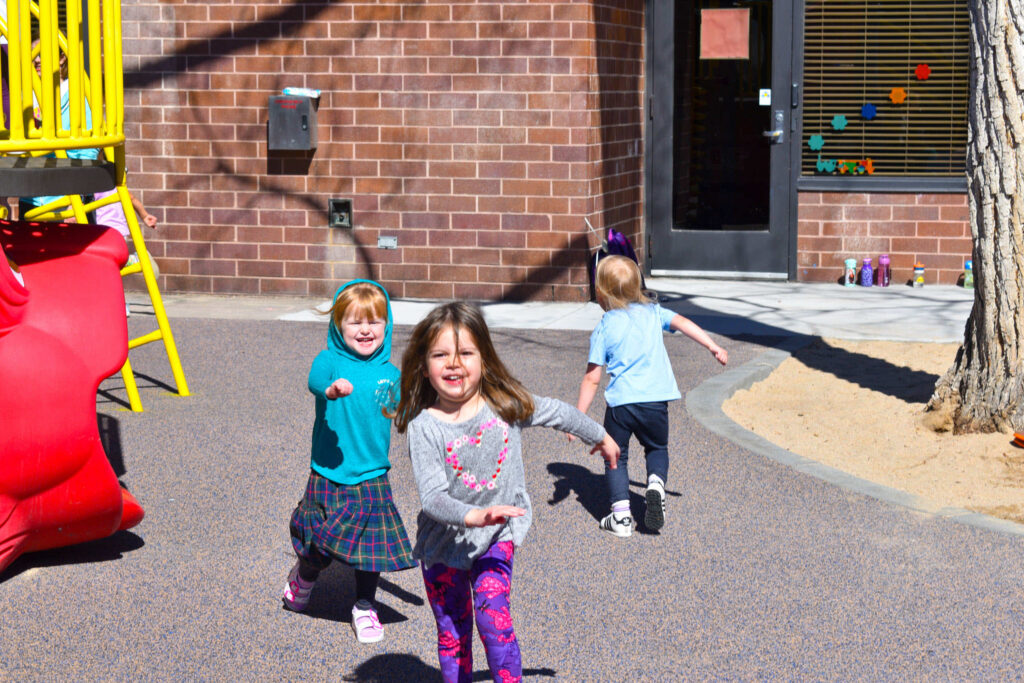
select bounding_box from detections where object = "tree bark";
[926,1,1024,434]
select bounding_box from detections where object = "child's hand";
[464,505,526,528]
[710,345,728,366]
[325,378,353,399]
[567,433,577,443]
[142,213,158,229]
[591,434,620,469]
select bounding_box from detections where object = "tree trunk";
[926,1,1024,434]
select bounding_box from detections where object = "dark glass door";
[648,0,797,278]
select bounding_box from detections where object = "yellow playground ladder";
[0,0,188,411]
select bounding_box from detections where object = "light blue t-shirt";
[587,303,681,407]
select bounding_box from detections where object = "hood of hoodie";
[326,279,394,366]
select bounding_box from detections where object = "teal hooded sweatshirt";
[307,280,400,485]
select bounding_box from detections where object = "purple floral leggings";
[421,541,522,683]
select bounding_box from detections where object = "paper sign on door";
[700,8,750,60]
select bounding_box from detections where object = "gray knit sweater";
[407,395,606,570]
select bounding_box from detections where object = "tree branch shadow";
[651,287,950,402]
[788,339,942,404]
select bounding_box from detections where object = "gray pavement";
[7,279,1021,681]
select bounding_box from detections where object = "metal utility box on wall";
[268,96,318,151]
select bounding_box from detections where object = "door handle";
[763,109,785,143]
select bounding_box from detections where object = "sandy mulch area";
[722,339,1024,525]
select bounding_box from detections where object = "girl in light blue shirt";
[574,256,728,537]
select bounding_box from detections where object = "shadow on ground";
[0,530,145,583]
[546,462,682,534]
[654,287,953,403]
[343,653,556,682]
[788,339,944,403]
[298,563,424,624]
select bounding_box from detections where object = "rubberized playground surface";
[4,285,1024,680]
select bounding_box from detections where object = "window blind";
[801,0,969,176]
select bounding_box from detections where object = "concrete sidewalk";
[143,277,975,342]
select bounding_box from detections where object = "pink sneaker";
[282,561,314,612]
[351,601,384,643]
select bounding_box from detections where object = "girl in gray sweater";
[393,302,619,683]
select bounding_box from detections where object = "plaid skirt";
[290,470,415,573]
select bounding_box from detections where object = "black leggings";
[297,560,380,603]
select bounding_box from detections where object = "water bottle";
[913,263,925,287]
[843,258,857,287]
[860,257,873,287]
[878,254,891,287]
[964,260,974,288]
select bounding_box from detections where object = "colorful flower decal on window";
[810,62,932,174]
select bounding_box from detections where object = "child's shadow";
[295,563,423,625]
[546,463,679,535]
[343,654,556,682]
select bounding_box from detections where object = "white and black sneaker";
[644,475,666,531]
[599,510,633,538]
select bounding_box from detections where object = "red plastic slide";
[1,219,144,574]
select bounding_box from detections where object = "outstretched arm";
[464,505,526,528]
[670,314,728,365]
[129,192,157,229]
[589,434,619,470]
[575,362,603,415]
[569,363,603,443]
[308,354,353,400]
[325,378,353,399]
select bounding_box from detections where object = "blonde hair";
[392,302,534,432]
[329,282,388,327]
[595,255,651,310]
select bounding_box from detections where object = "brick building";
[116,0,970,302]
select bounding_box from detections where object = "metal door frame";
[644,0,802,280]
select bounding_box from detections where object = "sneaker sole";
[282,597,308,612]
[354,629,384,644]
[644,489,665,531]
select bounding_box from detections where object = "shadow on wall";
[123,1,645,302]
[593,2,645,260]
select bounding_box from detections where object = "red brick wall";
[589,3,645,260]
[119,0,645,302]
[797,191,971,285]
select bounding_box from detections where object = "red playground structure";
[1,219,144,574]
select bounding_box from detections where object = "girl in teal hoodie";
[283,279,415,644]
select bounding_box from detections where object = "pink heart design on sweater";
[444,417,510,490]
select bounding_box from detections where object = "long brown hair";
[392,302,534,432]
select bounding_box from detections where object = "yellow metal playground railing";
[0,0,188,411]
